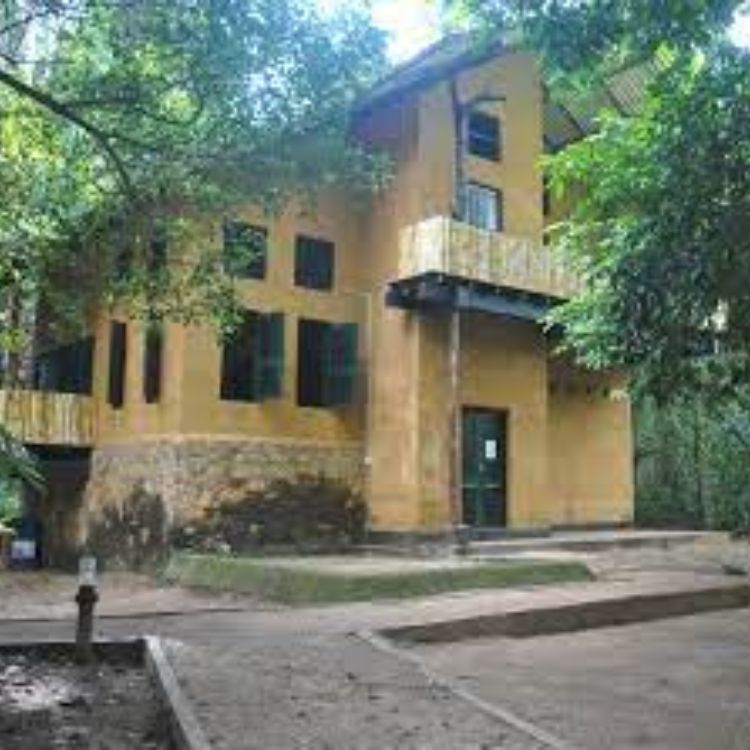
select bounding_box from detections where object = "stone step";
[460,530,715,556]
[381,579,749,644]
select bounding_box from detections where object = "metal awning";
[385,272,560,322]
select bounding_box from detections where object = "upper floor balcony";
[398,216,582,301]
[0,389,94,447]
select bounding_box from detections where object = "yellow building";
[2,37,634,562]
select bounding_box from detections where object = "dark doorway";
[462,408,507,527]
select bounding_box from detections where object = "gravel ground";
[0,653,171,749]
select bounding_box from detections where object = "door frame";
[460,405,509,528]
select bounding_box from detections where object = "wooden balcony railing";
[0,389,94,447]
[399,216,582,299]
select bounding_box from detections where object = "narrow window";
[463,182,503,232]
[223,222,267,279]
[297,319,357,407]
[295,236,334,290]
[143,323,163,403]
[468,111,501,161]
[108,321,127,408]
[220,310,283,401]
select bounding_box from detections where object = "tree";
[0,0,388,369]
[446,0,750,401]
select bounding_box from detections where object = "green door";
[462,408,507,527]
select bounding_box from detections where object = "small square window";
[223,222,267,279]
[295,236,334,290]
[468,112,501,161]
[463,183,503,232]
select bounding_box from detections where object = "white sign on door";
[485,439,497,460]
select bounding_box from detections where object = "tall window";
[295,236,334,290]
[220,310,284,402]
[463,182,503,232]
[143,323,163,403]
[468,111,501,161]
[297,319,358,407]
[108,321,127,408]
[222,222,267,279]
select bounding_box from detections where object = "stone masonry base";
[83,437,364,566]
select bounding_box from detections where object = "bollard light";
[75,554,99,664]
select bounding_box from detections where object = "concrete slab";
[466,529,723,556]
[413,609,750,750]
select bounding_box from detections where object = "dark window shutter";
[143,324,163,403]
[323,323,358,406]
[220,311,256,401]
[256,312,284,399]
[108,321,127,408]
[295,236,334,290]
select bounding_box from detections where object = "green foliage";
[447,0,741,81]
[635,394,750,531]
[448,2,750,402]
[0,425,43,494]
[0,480,21,527]
[548,45,750,400]
[0,0,389,353]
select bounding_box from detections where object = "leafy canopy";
[445,0,750,400]
[0,0,388,353]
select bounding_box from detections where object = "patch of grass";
[163,553,593,605]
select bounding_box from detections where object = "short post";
[455,524,471,557]
[75,555,99,665]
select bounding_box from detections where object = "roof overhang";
[385,272,562,323]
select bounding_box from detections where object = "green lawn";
[164,553,593,605]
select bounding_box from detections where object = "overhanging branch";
[0,66,135,196]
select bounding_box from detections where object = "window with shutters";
[108,321,127,408]
[219,310,283,402]
[297,319,358,407]
[463,182,503,232]
[222,222,267,279]
[143,323,163,403]
[468,111,501,161]
[295,236,334,290]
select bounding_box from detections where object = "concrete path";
[414,609,750,750]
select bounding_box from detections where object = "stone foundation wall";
[83,437,364,566]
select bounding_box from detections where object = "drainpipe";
[449,307,462,530]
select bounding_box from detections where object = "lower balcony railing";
[0,389,94,447]
[399,216,582,300]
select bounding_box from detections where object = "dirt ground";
[0,652,171,749]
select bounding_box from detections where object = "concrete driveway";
[414,609,750,749]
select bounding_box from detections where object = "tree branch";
[0,66,135,196]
